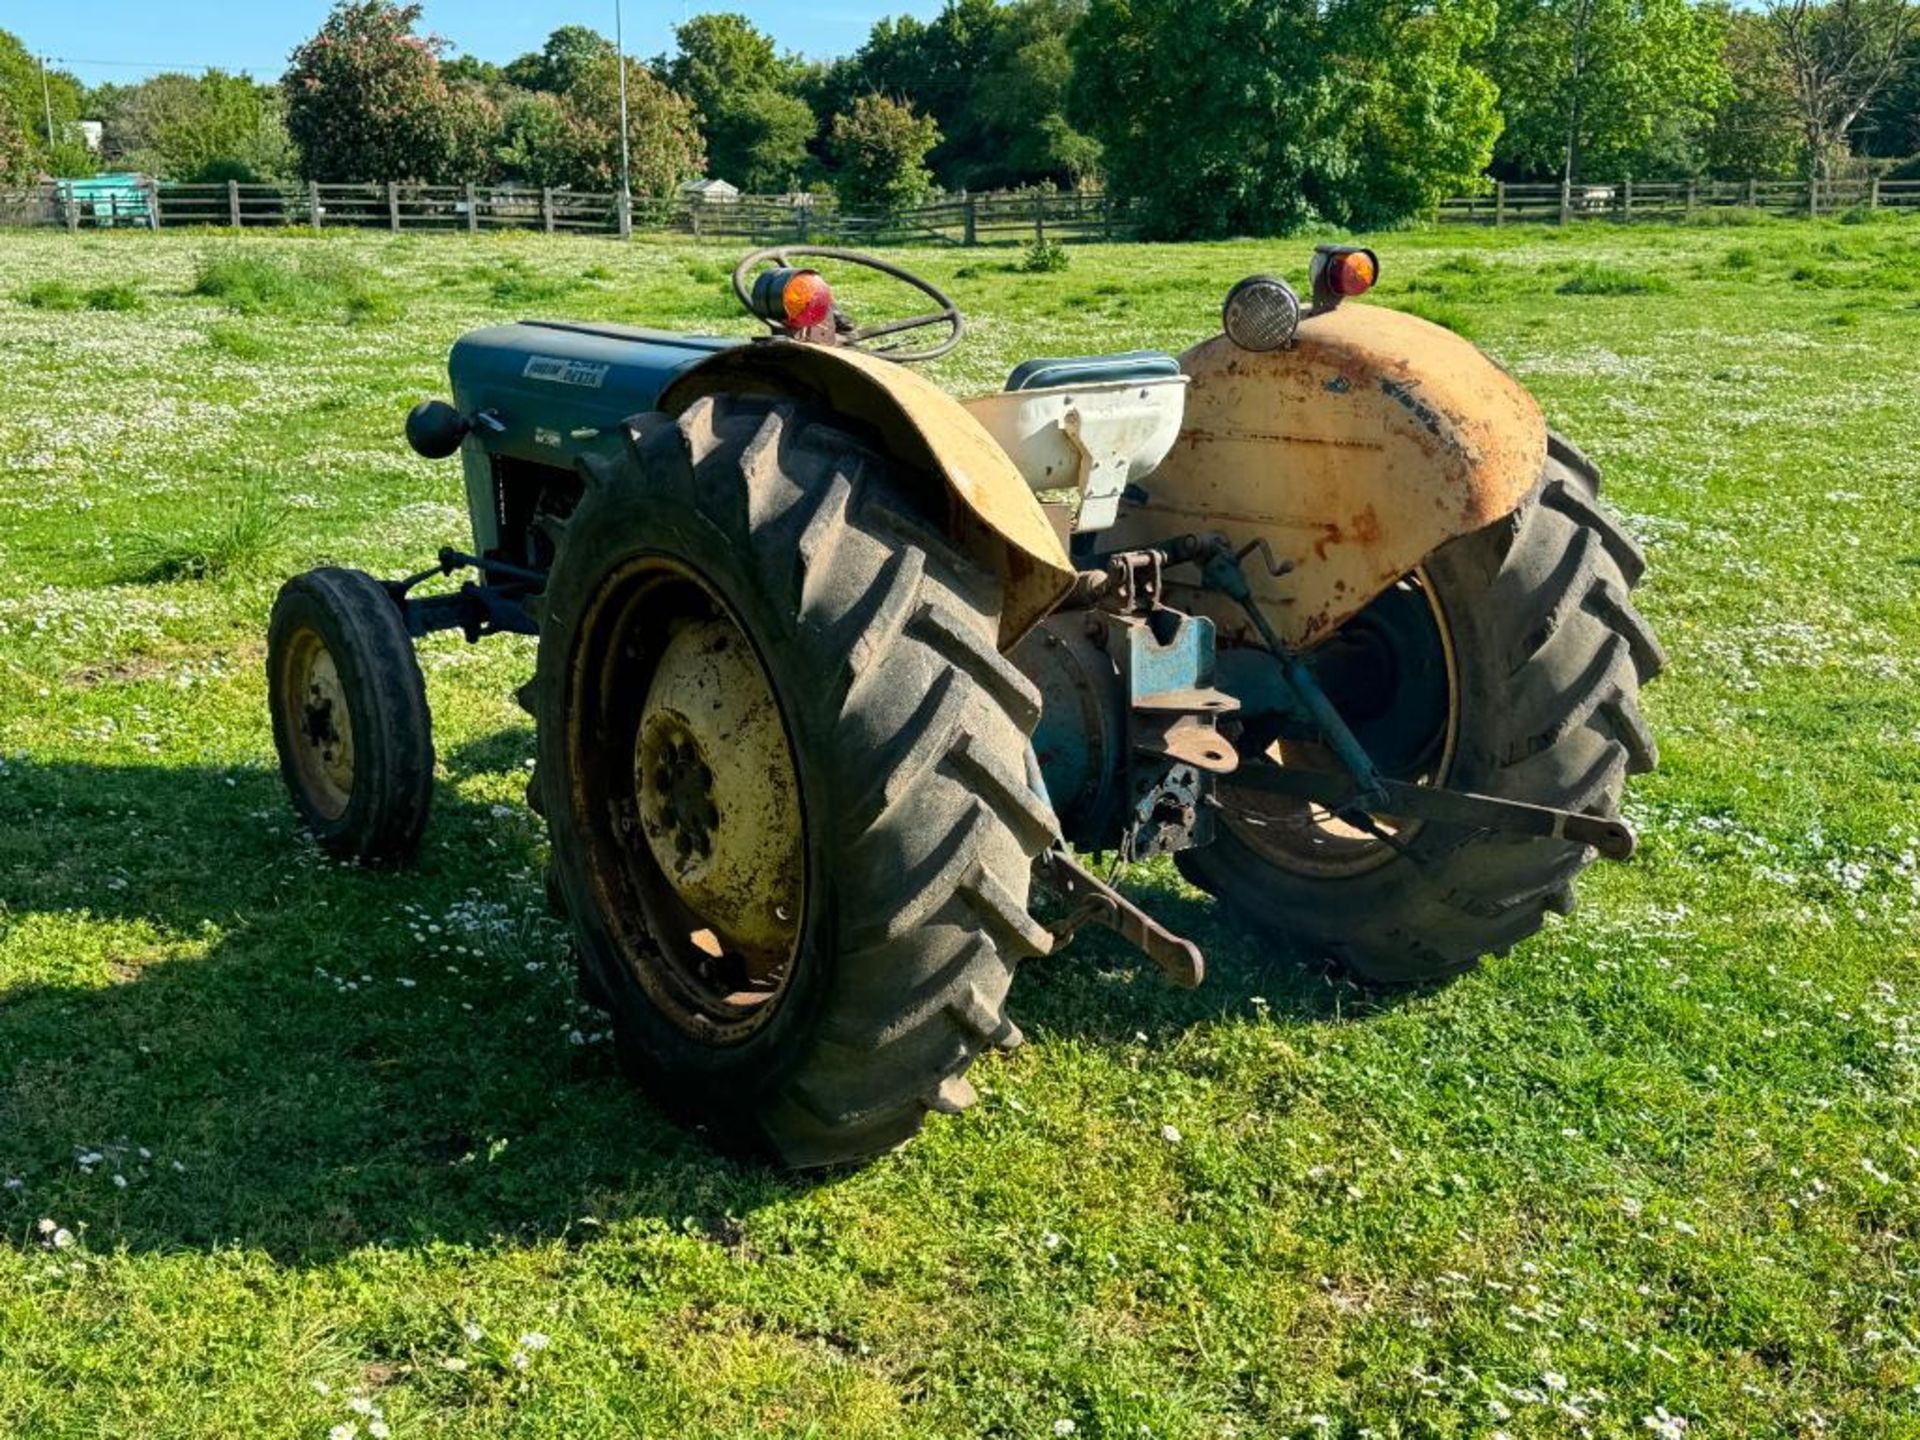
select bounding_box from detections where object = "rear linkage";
[1028,532,1636,986]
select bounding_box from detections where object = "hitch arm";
[1225,763,1637,861]
[1035,848,1205,988]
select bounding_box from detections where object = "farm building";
[679,178,740,204]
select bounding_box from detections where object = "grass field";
[3,214,1920,1439]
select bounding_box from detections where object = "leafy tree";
[1860,30,1920,157]
[829,93,940,209]
[496,91,576,187]
[283,1,471,182]
[0,30,89,176]
[1484,0,1730,181]
[836,0,1098,191]
[99,71,294,182]
[441,55,506,91]
[1072,0,1498,237]
[713,87,818,191]
[664,13,815,189]
[503,54,706,195]
[1768,0,1916,178]
[1698,7,1803,177]
[504,26,615,95]
[0,93,31,182]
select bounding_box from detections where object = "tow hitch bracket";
[1036,848,1206,988]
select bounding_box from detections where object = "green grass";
[4,218,1920,1439]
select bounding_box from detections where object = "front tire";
[1181,442,1663,983]
[267,567,435,866]
[530,395,1055,1168]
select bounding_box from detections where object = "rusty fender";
[660,342,1075,649]
[1103,304,1546,650]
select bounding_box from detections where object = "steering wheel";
[731,245,966,363]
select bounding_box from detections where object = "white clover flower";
[1042,1231,1063,1250]
[347,1397,376,1417]
[439,1357,468,1372]
[1160,1123,1182,1144]
[510,1350,530,1371]
[461,1321,484,1342]
[1052,1421,1076,1437]
[1643,1408,1689,1440]
[368,1423,390,1439]
[518,1332,549,1350]
[329,1426,357,1440]
[1542,1371,1568,1392]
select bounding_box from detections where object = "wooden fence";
[1436,176,1920,225]
[0,180,1135,246]
[8,176,1916,241]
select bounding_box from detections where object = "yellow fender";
[660,342,1074,649]
[1104,305,1547,649]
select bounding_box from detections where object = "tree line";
[2,0,1916,238]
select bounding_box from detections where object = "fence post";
[617,191,632,241]
[1808,176,1818,217]
[310,181,322,231]
[64,183,79,234]
[964,195,977,246]
[1622,177,1632,222]
[1686,177,1697,219]
[1494,180,1506,227]
[1559,178,1572,225]
[1747,176,1758,209]
[540,187,555,234]
[465,182,479,234]
[228,179,241,228]
[145,178,162,230]
[1871,174,1882,210]
[1033,192,1045,243]
[387,181,400,233]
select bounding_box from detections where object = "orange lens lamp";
[1309,245,1380,309]
[751,267,835,332]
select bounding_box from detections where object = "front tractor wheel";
[530,395,1055,1168]
[267,567,435,866]
[1181,440,1664,984]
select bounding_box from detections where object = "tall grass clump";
[119,475,288,583]
[18,280,83,311]
[192,249,394,324]
[1556,264,1673,296]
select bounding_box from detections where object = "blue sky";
[9,1,947,85]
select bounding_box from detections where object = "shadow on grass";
[1,748,1407,1264]
[0,756,801,1263]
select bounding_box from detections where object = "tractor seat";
[1005,350,1183,392]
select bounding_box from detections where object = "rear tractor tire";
[267,566,435,867]
[1181,439,1663,984]
[529,395,1055,1168]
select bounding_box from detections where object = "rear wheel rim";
[1220,572,1459,879]
[280,627,355,821]
[568,555,807,1044]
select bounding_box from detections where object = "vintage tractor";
[266,245,1661,1166]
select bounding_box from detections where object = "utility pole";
[615,0,633,219]
[39,53,56,152]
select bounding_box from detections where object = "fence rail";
[9,176,1915,241]
[1436,176,1920,225]
[1,180,1136,245]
